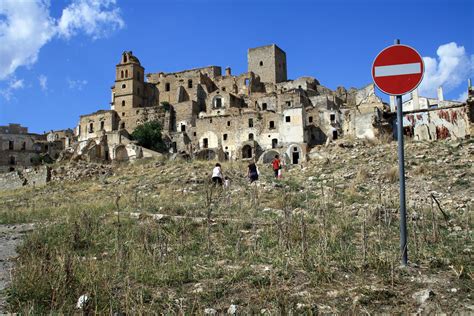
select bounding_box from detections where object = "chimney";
[437,86,444,101]
[225,67,231,76]
[412,88,420,110]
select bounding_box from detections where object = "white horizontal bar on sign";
[374,62,421,77]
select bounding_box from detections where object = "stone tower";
[248,44,287,84]
[112,51,145,115]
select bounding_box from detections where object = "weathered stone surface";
[0,166,50,191]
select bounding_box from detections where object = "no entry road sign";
[372,44,424,96]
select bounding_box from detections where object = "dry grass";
[0,140,472,314]
[384,165,399,183]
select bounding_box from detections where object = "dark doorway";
[203,138,208,149]
[332,130,338,140]
[242,145,252,158]
[272,138,278,148]
[171,142,177,153]
[292,152,299,164]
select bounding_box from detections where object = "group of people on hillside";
[211,154,283,186]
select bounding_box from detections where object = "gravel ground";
[0,224,34,313]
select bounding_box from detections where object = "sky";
[0,0,473,134]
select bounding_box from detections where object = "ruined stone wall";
[0,132,47,172]
[341,103,380,140]
[0,166,50,191]
[78,111,119,142]
[173,101,199,132]
[0,124,28,134]
[146,67,220,105]
[402,106,470,141]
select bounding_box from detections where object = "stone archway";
[287,144,303,165]
[115,145,129,161]
[242,145,252,159]
[260,150,280,164]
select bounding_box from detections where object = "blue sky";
[0,0,473,133]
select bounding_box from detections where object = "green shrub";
[131,120,166,152]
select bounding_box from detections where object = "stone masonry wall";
[0,166,50,191]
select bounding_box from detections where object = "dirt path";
[0,224,34,313]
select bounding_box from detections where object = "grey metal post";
[395,39,408,265]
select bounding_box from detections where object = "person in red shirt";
[272,155,281,179]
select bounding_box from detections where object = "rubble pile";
[51,161,114,182]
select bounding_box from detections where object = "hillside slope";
[0,139,472,314]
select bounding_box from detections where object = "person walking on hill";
[211,163,224,185]
[272,154,281,179]
[247,161,259,183]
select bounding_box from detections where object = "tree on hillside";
[131,120,166,152]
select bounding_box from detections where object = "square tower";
[248,44,287,84]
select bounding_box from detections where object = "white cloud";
[38,74,48,91]
[57,0,124,40]
[419,42,473,99]
[0,0,124,81]
[0,77,25,100]
[0,0,55,80]
[67,78,88,90]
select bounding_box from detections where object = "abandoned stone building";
[76,44,394,164]
[0,124,71,172]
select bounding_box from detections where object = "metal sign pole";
[395,39,408,266]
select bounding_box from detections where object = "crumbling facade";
[0,124,70,172]
[77,44,387,164]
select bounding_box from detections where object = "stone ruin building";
[74,44,397,164]
[0,123,73,173]
[1,44,473,177]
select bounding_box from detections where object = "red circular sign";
[372,44,424,96]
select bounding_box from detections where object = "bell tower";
[112,51,145,112]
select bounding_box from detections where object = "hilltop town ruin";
[1,44,473,177]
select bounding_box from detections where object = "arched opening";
[89,123,94,133]
[242,145,252,159]
[125,69,128,78]
[123,54,127,63]
[261,150,279,163]
[188,79,193,88]
[248,133,254,140]
[259,61,263,66]
[120,70,124,78]
[115,146,129,161]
